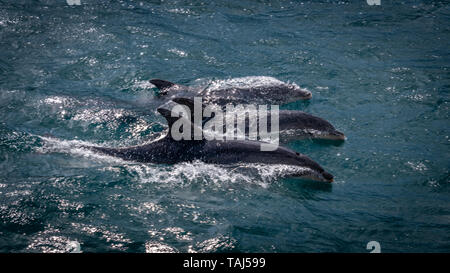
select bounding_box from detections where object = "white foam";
[36,135,125,164]
[202,76,299,91]
[406,161,428,171]
[26,226,81,253]
[145,241,178,253]
[168,48,188,57]
[167,8,193,15]
[40,95,75,107]
[72,223,131,251]
[195,235,236,252]
[132,79,155,91]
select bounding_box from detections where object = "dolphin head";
[253,82,312,104]
[288,83,312,100]
[318,170,334,183]
[291,113,346,141]
[281,150,334,183]
[319,130,346,141]
[289,167,334,183]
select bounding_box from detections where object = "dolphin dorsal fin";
[172,97,195,111]
[150,79,176,90]
[157,105,201,141]
[157,107,179,129]
[171,97,216,125]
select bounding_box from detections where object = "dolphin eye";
[295,152,300,156]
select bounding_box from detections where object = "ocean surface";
[0,0,449,253]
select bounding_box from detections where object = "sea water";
[0,0,449,252]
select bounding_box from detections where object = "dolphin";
[87,104,334,183]
[149,77,312,105]
[171,97,345,142]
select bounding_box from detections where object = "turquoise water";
[0,0,449,252]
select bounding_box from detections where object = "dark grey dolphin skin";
[172,97,345,142]
[87,105,334,183]
[150,78,312,105]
